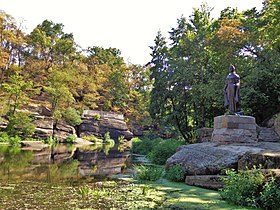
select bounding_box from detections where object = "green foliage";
[149,1,280,136]
[103,132,115,145]
[220,167,272,208]
[260,177,280,210]
[131,137,141,143]
[45,136,60,147]
[78,186,91,197]
[1,1,279,147]
[5,112,35,139]
[220,167,280,209]
[1,73,32,114]
[62,107,82,126]
[103,141,115,155]
[0,132,9,143]
[118,135,125,144]
[45,70,75,114]
[65,134,76,144]
[147,139,184,165]
[165,164,185,182]
[131,137,161,155]
[134,164,164,181]
[0,132,21,146]
[132,137,184,165]
[93,114,100,120]
[82,135,103,143]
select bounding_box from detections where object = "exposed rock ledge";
[166,142,280,189]
[79,110,133,140]
[167,142,280,175]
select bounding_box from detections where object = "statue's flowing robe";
[224,73,240,113]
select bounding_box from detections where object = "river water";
[0,142,132,183]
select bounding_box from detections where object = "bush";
[131,137,161,155]
[62,107,82,126]
[148,139,184,165]
[45,136,60,147]
[0,131,21,146]
[66,135,77,144]
[83,135,103,143]
[220,167,265,208]
[93,114,100,120]
[0,132,9,143]
[5,112,35,139]
[260,177,280,209]
[134,165,164,181]
[165,164,185,182]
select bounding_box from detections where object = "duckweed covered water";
[0,180,165,210]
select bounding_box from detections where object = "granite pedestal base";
[211,115,257,143]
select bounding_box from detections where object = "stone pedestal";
[211,115,257,143]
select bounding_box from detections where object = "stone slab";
[212,115,257,143]
[214,115,256,129]
[185,175,225,190]
[212,128,257,143]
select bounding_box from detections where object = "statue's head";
[229,64,235,73]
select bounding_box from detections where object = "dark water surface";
[0,142,132,183]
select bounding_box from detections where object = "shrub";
[103,132,115,145]
[5,112,35,139]
[134,165,164,181]
[131,137,161,155]
[0,132,9,143]
[118,135,125,144]
[62,107,82,126]
[165,164,185,182]
[66,134,76,144]
[148,139,184,165]
[260,177,280,209]
[45,136,60,147]
[83,135,103,143]
[93,114,101,120]
[0,132,21,146]
[220,167,265,208]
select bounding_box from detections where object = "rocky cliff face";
[1,102,134,142]
[78,110,133,141]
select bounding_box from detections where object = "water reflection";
[0,142,131,183]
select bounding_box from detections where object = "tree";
[241,0,280,123]
[1,73,32,115]
[0,11,25,84]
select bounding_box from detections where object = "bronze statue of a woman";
[224,64,241,114]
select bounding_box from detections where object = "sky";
[0,0,264,65]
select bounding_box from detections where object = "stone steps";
[258,127,279,142]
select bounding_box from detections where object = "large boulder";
[167,142,280,175]
[265,112,280,137]
[79,110,133,140]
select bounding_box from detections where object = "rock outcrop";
[258,127,279,142]
[79,110,133,140]
[167,114,280,190]
[166,142,280,189]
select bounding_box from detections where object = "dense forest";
[0,0,279,141]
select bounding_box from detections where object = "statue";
[224,64,241,114]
